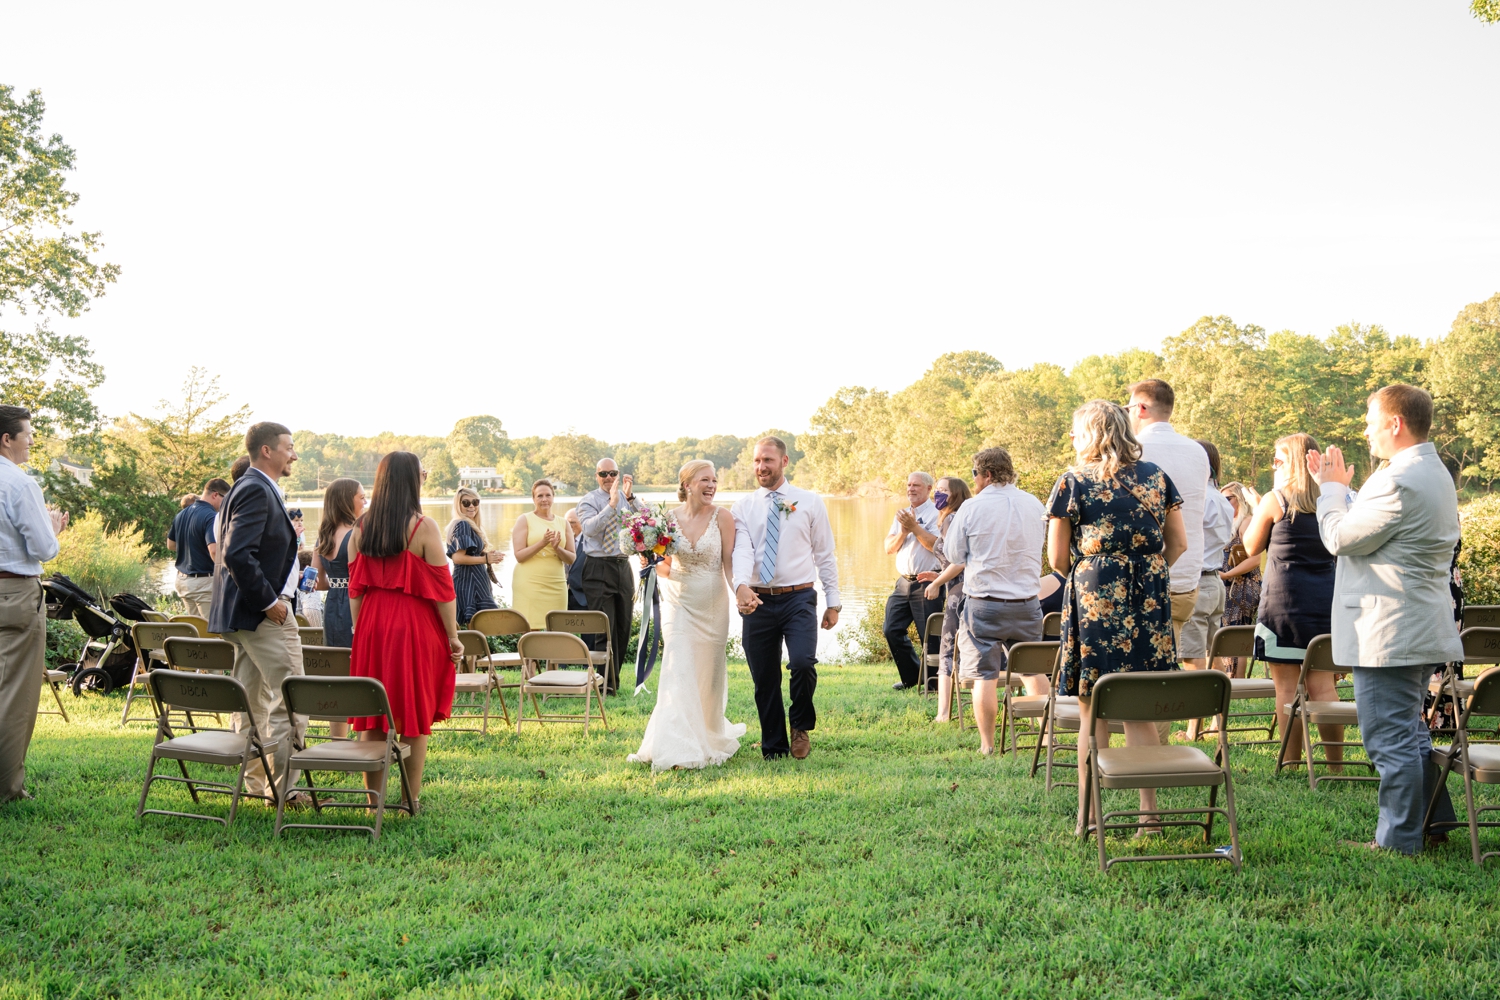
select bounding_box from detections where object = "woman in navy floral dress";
[1046,400,1187,834]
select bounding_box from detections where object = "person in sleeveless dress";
[1242,433,1343,770]
[349,452,465,812]
[510,478,576,630]
[629,460,745,771]
[313,478,364,648]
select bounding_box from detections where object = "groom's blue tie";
[760,491,781,585]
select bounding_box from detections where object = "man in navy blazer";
[209,421,305,800]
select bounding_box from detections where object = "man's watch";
[827,605,842,612]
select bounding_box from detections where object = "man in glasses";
[574,457,646,693]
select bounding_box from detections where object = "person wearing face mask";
[884,472,942,691]
[1241,433,1342,771]
[923,476,971,717]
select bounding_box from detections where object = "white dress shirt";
[1136,422,1209,593]
[0,456,59,575]
[1201,487,1235,574]
[247,466,299,605]
[888,500,941,577]
[731,482,841,609]
[945,483,1047,600]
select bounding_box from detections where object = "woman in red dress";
[348,451,464,812]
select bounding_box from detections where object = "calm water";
[296,494,909,659]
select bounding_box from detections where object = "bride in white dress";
[628,460,746,771]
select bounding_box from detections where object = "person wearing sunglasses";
[446,487,503,625]
[574,458,646,694]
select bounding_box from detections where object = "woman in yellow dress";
[509,478,576,630]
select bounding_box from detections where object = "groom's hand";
[821,607,839,630]
[736,585,761,615]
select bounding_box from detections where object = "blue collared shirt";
[574,487,645,558]
[0,456,59,575]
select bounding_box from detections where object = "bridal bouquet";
[619,502,683,558]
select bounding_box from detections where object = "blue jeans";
[1352,665,1455,854]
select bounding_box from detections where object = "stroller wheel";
[72,666,114,697]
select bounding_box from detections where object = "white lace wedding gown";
[628,513,746,771]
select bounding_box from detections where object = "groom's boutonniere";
[773,497,798,517]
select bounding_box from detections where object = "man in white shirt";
[1178,439,1236,741]
[731,437,841,761]
[1127,379,1209,656]
[0,406,66,802]
[883,472,942,691]
[924,447,1047,755]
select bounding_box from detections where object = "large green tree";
[1428,293,1500,485]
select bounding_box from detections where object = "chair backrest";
[923,612,944,644]
[1005,641,1059,677]
[283,675,392,724]
[297,626,325,647]
[148,668,251,715]
[169,614,210,637]
[546,610,609,640]
[1092,670,1231,723]
[1460,627,1500,666]
[301,645,352,677]
[1041,612,1062,639]
[457,630,492,659]
[470,608,531,637]
[1467,667,1500,718]
[518,630,594,668]
[163,636,236,674]
[295,613,311,627]
[1299,634,1349,676]
[1207,624,1255,660]
[131,622,199,656]
[141,609,171,623]
[1463,605,1500,630]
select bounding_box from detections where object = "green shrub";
[837,598,910,664]
[45,512,155,602]
[45,618,87,670]
[1460,495,1500,605]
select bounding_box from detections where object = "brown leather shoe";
[790,728,811,759]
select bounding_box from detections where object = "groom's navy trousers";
[741,588,818,759]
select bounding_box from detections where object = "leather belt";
[179,573,211,579]
[900,574,918,582]
[750,582,814,596]
[969,594,1035,603]
[0,571,38,579]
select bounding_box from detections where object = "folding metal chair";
[162,636,237,731]
[301,645,352,677]
[1462,605,1500,631]
[919,612,943,701]
[999,641,1060,756]
[1199,625,1278,744]
[1426,667,1500,866]
[169,614,211,637]
[136,669,280,828]
[294,613,311,627]
[38,665,70,722]
[1429,628,1500,737]
[1276,634,1377,789]
[297,626,325,647]
[516,631,609,734]
[469,609,530,716]
[1042,611,1062,639]
[140,609,170,623]
[1029,654,1123,791]
[276,676,413,840]
[442,629,509,733]
[122,622,200,726]
[1081,670,1242,873]
[545,610,612,675]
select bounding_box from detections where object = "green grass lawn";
[4,661,1500,999]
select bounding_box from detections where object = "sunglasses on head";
[597,471,619,478]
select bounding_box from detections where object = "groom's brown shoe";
[791,729,811,760]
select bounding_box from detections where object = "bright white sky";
[3,3,1498,442]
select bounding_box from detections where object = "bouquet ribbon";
[634,555,663,694]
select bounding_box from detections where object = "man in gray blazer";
[1310,384,1460,854]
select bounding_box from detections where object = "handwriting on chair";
[175,683,209,699]
[1153,699,1187,717]
[316,699,341,712]
[556,617,586,629]
[306,656,333,672]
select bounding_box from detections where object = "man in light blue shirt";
[573,457,646,693]
[0,405,67,802]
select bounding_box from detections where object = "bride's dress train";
[628,512,745,771]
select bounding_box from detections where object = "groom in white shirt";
[731,437,841,760]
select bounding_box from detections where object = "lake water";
[294,493,908,660]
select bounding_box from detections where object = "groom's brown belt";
[750,582,814,596]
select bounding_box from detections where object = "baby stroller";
[42,575,143,696]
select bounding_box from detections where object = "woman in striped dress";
[445,488,503,626]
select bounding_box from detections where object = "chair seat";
[1304,700,1359,725]
[527,669,602,688]
[1230,678,1277,699]
[156,731,278,765]
[1096,745,1225,789]
[1435,744,1500,783]
[453,672,494,692]
[45,669,67,682]
[491,652,523,668]
[290,738,408,772]
[1009,695,1050,717]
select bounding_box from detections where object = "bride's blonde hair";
[678,460,715,501]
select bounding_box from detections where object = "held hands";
[621,473,634,500]
[448,636,464,663]
[821,607,840,630]
[1306,446,1356,488]
[542,529,560,550]
[736,584,762,615]
[895,508,918,532]
[924,581,943,601]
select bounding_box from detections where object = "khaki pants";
[1158,588,1201,742]
[0,577,45,801]
[174,574,214,618]
[223,613,305,797]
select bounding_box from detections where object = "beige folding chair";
[276,676,413,840]
[1081,670,1242,873]
[1030,654,1126,791]
[1429,628,1500,736]
[1426,667,1500,865]
[141,609,170,623]
[919,612,944,701]
[442,630,509,733]
[122,622,200,726]
[1276,634,1377,789]
[38,665,70,722]
[1200,625,1278,744]
[469,609,530,716]
[516,631,608,734]
[162,636,237,731]
[545,610,612,676]
[1462,605,1500,631]
[999,641,1060,756]
[1042,611,1062,639]
[169,614,211,637]
[295,613,311,627]
[301,645,352,677]
[136,669,280,827]
[297,626,325,647]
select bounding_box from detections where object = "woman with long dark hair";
[313,477,365,648]
[348,451,463,812]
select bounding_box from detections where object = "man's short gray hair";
[908,471,934,487]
